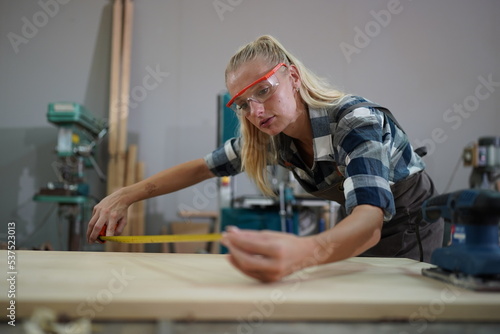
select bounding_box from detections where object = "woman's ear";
[288,64,301,90]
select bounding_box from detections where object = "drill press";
[463,136,500,190]
[34,102,107,250]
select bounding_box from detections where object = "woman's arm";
[221,204,383,282]
[310,204,383,263]
[86,158,215,243]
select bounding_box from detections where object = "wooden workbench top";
[1,250,499,322]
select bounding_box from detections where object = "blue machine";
[219,208,299,254]
[421,189,500,291]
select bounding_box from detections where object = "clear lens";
[229,75,280,115]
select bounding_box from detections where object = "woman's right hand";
[86,188,131,243]
[85,158,215,243]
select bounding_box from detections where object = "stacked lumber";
[106,0,145,252]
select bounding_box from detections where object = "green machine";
[34,102,108,250]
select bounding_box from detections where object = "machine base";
[422,267,500,292]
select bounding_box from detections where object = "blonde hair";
[225,35,346,196]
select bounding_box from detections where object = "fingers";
[224,237,273,270]
[86,210,98,242]
[226,254,276,282]
[224,227,284,258]
[86,190,131,243]
[222,227,291,282]
[86,206,127,243]
[114,216,128,236]
[87,212,108,244]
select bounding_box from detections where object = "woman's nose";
[247,99,264,117]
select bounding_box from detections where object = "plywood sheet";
[1,250,499,322]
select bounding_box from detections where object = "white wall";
[1,0,499,250]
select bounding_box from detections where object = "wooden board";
[117,144,137,252]
[115,0,134,190]
[132,161,145,252]
[1,250,499,322]
[106,0,123,195]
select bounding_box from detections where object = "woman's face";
[226,58,303,137]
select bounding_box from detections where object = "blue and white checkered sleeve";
[204,137,243,177]
[335,107,396,221]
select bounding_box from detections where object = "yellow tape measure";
[99,233,223,244]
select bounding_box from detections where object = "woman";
[87,35,443,282]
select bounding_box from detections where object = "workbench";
[1,250,499,333]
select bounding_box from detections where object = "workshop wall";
[1,0,499,251]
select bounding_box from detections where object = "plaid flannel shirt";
[204,95,425,221]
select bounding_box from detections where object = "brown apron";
[295,171,444,262]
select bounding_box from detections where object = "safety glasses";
[226,63,287,115]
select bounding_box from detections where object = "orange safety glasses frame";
[226,63,288,109]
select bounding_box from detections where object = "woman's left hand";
[221,226,316,282]
[221,205,383,283]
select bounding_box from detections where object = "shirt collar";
[275,106,336,164]
[308,106,336,162]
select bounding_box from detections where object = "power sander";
[421,189,500,291]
